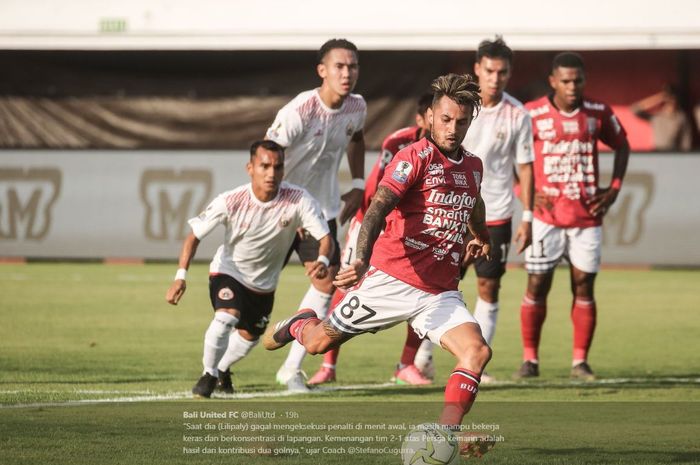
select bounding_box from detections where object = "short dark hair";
[250,140,284,160]
[476,36,513,64]
[552,52,585,72]
[318,38,358,63]
[417,93,434,116]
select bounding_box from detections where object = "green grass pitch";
[0,263,698,464]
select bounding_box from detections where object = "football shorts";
[525,218,601,274]
[209,273,274,336]
[328,267,477,345]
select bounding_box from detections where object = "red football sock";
[521,294,547,361]
[571,298,596,361]
[290,317,320,345]
[400,325,422,366]
[323,347,339,366]
[439,368,481,428]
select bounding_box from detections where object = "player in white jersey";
[412,37,534,384]
[265,39,367,391]
[165,140,332,398]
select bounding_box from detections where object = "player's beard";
[434,137,460,159]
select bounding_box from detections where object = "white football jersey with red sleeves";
[188,182,329,293]
[462,92,533,224]
[266,89,367,220]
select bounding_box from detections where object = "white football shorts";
[328,267,477,345]
[525,217,602,274]
[340,217,362,267]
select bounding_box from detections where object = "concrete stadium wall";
[0,150,698,266]
[2,0,699,50]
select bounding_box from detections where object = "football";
[401,423,459,465]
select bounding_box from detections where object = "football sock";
[571,298,596,361]
[473,297,499,345]
[322,348,339,367]
[320,289,345,367]
[299,284,333,319]
[521,294,546,362]
[414,338,435,368]
[202,312,238,377]
[217,330,258,372]
[400,325,423,366]
[440,368,481,427]
[282,285,331,371]
[290,317,320,346]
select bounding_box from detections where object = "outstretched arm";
[333,186,400,289]
[630,91,666,117]
[166,233,200,305]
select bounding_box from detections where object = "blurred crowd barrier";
[0,151,698,267]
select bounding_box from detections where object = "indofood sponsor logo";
[427,189,476,211]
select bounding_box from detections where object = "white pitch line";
[1,378,698,409]
[0,383,397,409]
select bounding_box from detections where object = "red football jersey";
[527,95,627,228]
[355,126,424,222]
[370,137,484,294]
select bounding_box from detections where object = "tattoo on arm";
[322,321,344,341]
[356,186,400,263]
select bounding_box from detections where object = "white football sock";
[414,338,435,368]
[298,285,333,318]
[217,330,259,372]
[473,297,499,345]
[202,312,238,377]
[282,285,332,371]
[283,341,309,371]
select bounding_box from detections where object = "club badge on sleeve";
[392,161,413,184]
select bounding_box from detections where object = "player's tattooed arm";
[356,186,400,264]
[333,186,400,289]
[321,321,344,342]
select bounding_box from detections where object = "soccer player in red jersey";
[412,37,535,385]
[307,94,435,386]
[514,52,630,380]
[264,73,494,433]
